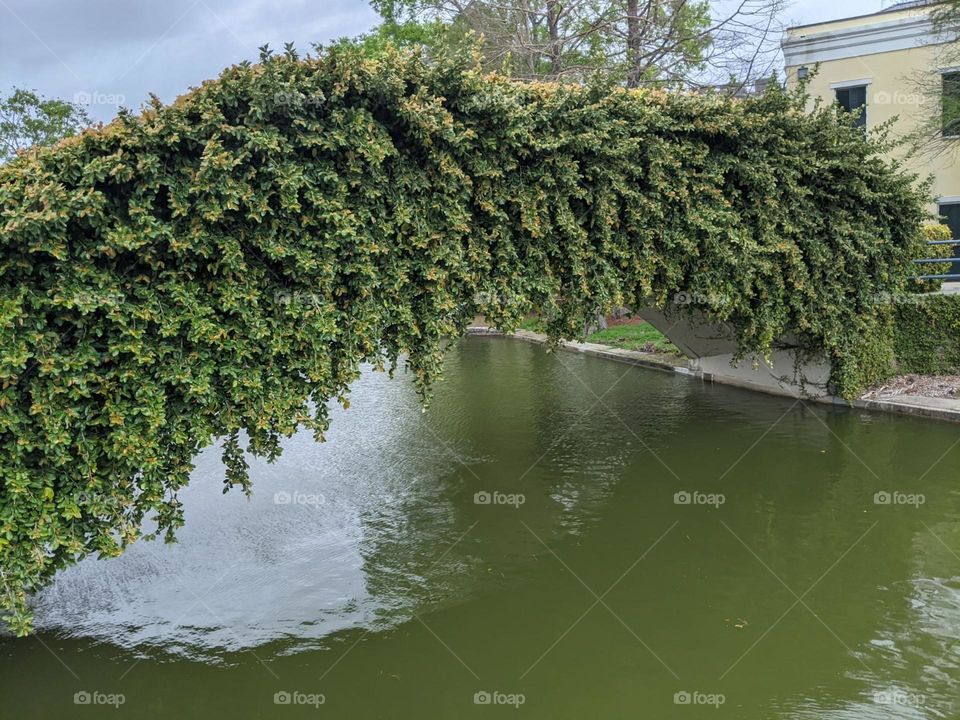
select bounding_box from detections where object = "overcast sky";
[0,0,887,122]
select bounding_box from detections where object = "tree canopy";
[0,87,90,164]
[0,45,926,634]
[365,0,784,88]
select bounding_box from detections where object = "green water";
[2,336,959,719]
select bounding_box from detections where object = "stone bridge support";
[637,308,834,400]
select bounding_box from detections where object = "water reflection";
[4,336,960,719]
[30,366,474,660]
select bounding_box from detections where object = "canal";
[1,336,958,718]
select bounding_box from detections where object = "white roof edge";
[782,13,953,66]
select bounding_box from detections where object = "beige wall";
[784,9,960,212]
[789,7,929,35]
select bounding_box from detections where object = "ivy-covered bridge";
[0,46,927,632]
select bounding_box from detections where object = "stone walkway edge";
[466,326,960,425]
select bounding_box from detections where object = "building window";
[835,85,867,129]
[797,66,809,81]
[938,202,960,277]
[943,72,960,137]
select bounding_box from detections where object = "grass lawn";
[517,316,544,332]
[511,315,681,356]
[586,323,681,355]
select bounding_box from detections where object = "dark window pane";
[835,85,866,129]
[942,72,960,136]
[836,88,850,110]
[938,203,960,277]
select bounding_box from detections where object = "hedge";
[911,223,955,293]
[0,45,928,633]
[894,295,960,375]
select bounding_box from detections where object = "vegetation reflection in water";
[1,336,958,718]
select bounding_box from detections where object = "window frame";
[937,200,960,278]
[942,70,960,138]
[833,84,868,130]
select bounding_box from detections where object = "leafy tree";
[349,11,452,56]
[0,88,90,163]
[367,0,783,87]
[897,1,960,160]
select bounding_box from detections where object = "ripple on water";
[30,366,482,660]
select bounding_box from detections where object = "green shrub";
[910,223,955,293]
[894,294,960,375]
[0,45,927,633]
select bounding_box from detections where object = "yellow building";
[783,0,960,262]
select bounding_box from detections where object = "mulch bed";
[604,313,646,327]
[862,374,960,399]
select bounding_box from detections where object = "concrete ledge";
[854,394,960,423]
[465,326,960,424]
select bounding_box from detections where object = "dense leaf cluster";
[0,45,926,633]
[894,295,960,375]
[911,222,954,293]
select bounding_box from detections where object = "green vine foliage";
[0,45,928,633]
[894,294,960,375]
[910,222,955,293]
